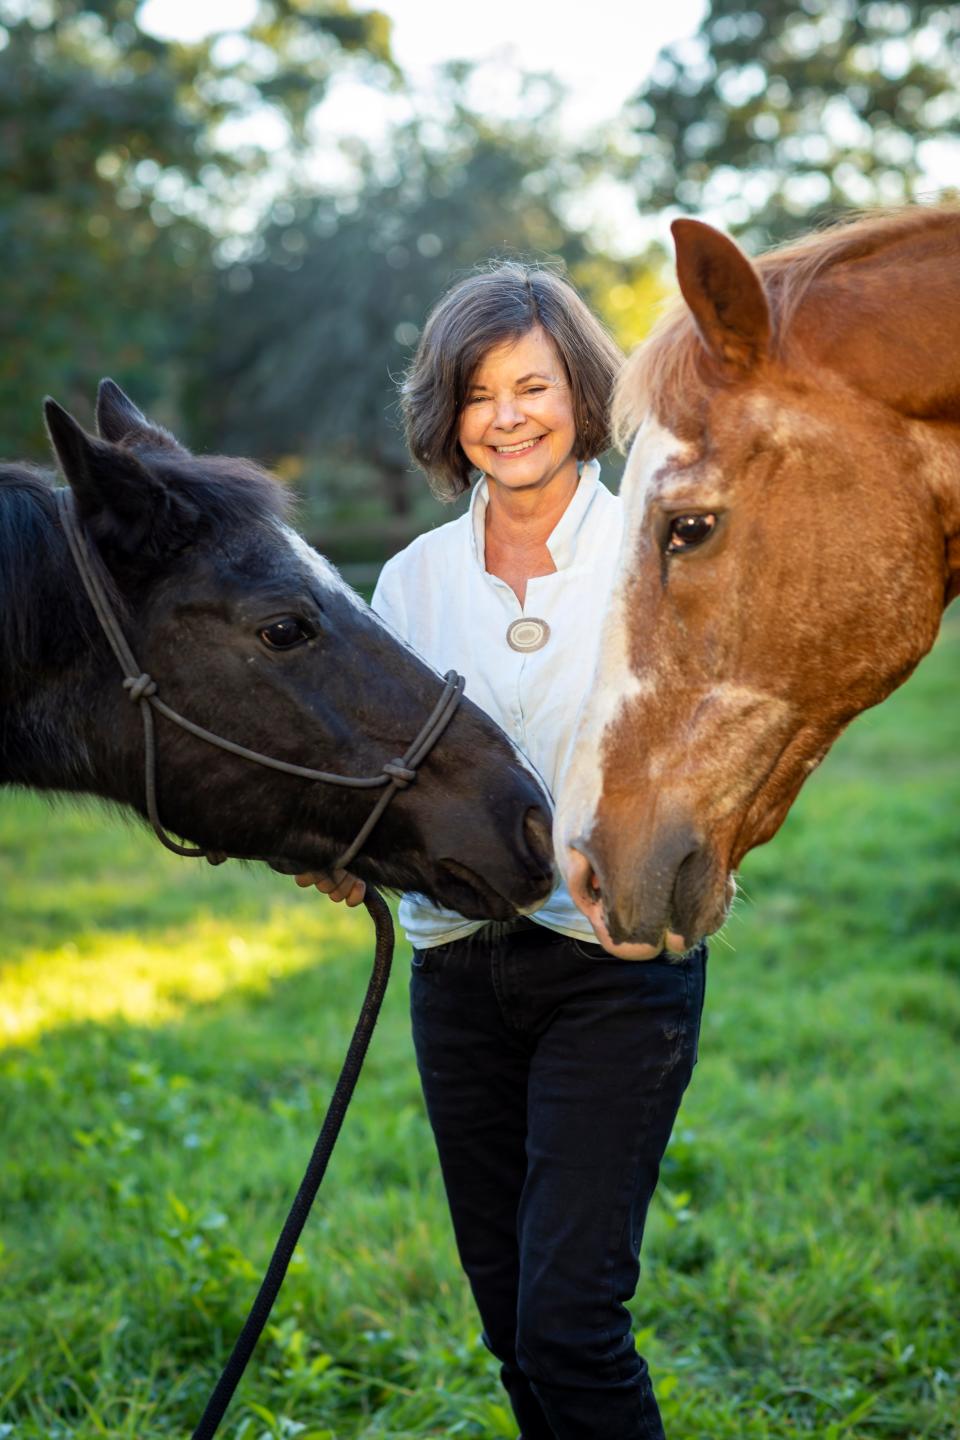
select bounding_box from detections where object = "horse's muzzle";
[565,818,726,957]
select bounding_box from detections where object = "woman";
[301,263,706,1439]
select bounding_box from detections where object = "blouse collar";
[468,458,602,572]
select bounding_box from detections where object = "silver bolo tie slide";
[506,616,550,653]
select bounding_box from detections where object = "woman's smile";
[492,434,545,456]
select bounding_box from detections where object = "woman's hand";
[294,868,367,907]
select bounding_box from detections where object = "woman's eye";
[666,514,717,552]
[259,617,312,650]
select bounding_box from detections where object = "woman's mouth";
[491,435,545,457]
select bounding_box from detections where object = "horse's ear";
[96,378,188,453]
[672,219,771,376]
[44,397,198,557]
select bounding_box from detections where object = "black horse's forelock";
[149,451,293,535]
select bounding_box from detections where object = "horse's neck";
[0,484,103,788]
[794,220,960,606]
[944,475,960,607]
[795,220,960,422]
[1,650,108,792]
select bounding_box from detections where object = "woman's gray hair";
[401,262,624,500]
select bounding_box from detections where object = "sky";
[137,0,709,253]
[357,0,707,133]
[136,0,958,253]
[139,0,707,133]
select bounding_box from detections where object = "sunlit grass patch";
[0,903,363,1046]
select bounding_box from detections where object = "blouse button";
[506,617,550,652]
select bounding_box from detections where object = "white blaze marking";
[280,525,368,613]
[555,417,690,867]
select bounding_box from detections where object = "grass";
[1,613,958,1439]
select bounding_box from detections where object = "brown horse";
[557,206,960,957]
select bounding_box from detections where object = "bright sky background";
[138,0,709,251]
[140,0,707,132]
[361,0,707,132]
[137,0,957,254]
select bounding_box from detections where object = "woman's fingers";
[342,877,367,907]
[328,870,366,905]
[293,869,366,906]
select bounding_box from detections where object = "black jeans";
[410,918,706,1440]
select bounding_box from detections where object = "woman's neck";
[483,461,580,605]
[484,462,579,548]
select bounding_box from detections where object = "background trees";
[0,0,392,454]
[2,0,957,557]
[626,0,960,246]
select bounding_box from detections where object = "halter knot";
[382,759,416,788]
[123,672,158,703]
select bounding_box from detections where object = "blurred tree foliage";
[6,0,958,553]
[629,0,960,244]
[194,74,649,533]
[0,0,394,456]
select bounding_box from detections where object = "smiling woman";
[403,263,617,505]
[304,261,709,1439]
[459,328,577,494]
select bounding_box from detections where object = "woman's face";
[458,326,578,496]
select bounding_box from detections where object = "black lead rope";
[191,887,394,1440]
[50,491,461,1437]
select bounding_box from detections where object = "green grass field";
[2,615,958,1439]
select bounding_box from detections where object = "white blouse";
[372,459,623,950]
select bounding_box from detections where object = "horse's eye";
[259,617,312,650]
[666,514,717,552]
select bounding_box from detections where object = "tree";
[0,0,394,456]
[627,0,960,245]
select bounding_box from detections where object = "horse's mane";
[612,203,960,444]
[0,465,64,681]
[0,452,291,678]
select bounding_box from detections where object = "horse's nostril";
[523,805,554,866]
[567,843,603,911]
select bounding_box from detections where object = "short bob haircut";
[401,262,624,501]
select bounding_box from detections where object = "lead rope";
[51,490,457,1437]
[192,887,394,1440]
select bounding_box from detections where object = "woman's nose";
[493,398,524,429]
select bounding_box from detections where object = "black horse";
[0,381,554,917]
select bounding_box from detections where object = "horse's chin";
[261,849,528,922]
[431,858,524,921]
[264,855,315,876]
